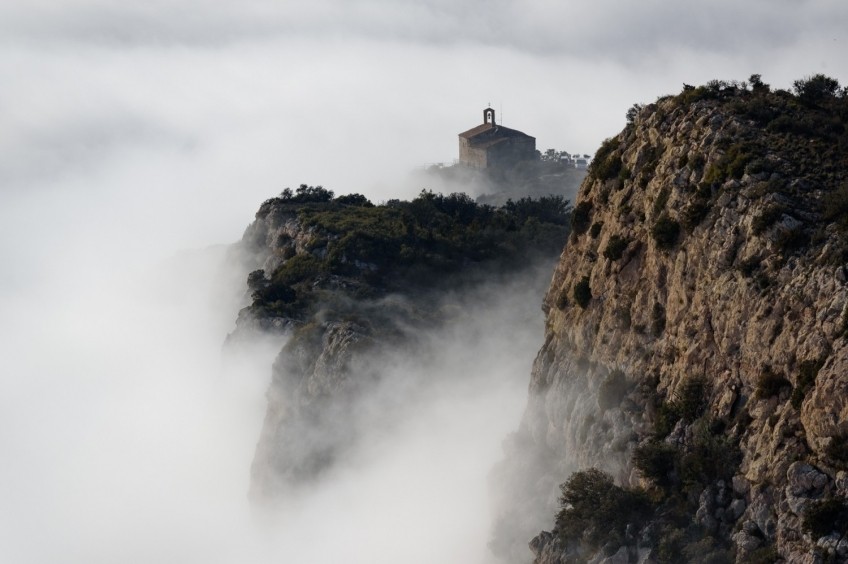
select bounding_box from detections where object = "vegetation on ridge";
[247,186,572,323]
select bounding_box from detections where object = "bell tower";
[483,107,496,126]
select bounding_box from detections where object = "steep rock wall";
[515,89,848,563]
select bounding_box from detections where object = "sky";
[1,1,847,562]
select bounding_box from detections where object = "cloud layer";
[2,2,847,562]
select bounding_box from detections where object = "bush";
[747,546,779,564]
[754,366,791,399]
[334,193,374,207]
[280,184,335,203]
[823,182,848,232]
[794,74,841,104]
[791,359,823,409]
[652,215,680,249]
[751,205,787,235]
[803,498,848,538]
[589,137,622,181]
[633,441,679,487]
[651,302,666,336]
[603,235,629,260]
[679,424,740,485]
[826,435,848,468]
[626,103,644,124]
[272,254,324,286]
[676,374,709,423]
[680,198,711,232]
[573,276,592,309]
[555,468,652,549]
[572,201,593,236]
[589,221,603,238]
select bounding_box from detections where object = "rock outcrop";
[229,188,573,500]
[505,79,848,563]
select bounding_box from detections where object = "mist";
[3,1,848,562]
[0,189,553,563]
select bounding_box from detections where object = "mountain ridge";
[507,75,848,563]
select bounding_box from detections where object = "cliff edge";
[509,76,848,563]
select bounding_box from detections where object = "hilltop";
[229,185,572,496]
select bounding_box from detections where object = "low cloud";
[2,2,847,562]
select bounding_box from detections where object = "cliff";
[228,186,572,499]
[507,77,848,563]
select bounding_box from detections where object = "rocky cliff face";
[508,79,848,563]
[229,188,572,500]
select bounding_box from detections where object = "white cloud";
[1,1,847,561]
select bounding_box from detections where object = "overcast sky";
[2,0,847,250]
[1,1,847,562]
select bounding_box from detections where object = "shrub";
[593,152,623,181]
[280,184,335,203]
[589,221,603,238]
[803,498,848,538]
[589,137,621,181]
[747,546,779,564]
[823,182,848,232]
[679,424,740,485]
[555,468,652,549]
[626,103,644,124]
[680,198,711,232]
[749,73,770,94]
[603,235,629,260]
[573,276,592,309]
[754,366,791,399]
[272,254,324,286]
[826,435,848,468]
[676,374,709,423]
[791,359,823,409]
[335,193,374,207]
[702,143,758,187]
[633,441,679,487]
[738,255,762,277]
[654,400,682,439]
[572,201,593,235]
[652,215,681,249]
[752,205,787,235]
[793,74,841,104]
[651,302,666,336]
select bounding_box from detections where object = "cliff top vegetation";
[246,186,571,323]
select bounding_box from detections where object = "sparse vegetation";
[555,468,652,549]
[573,276,592,309]
[589,137,623,181]
[572,201,593,236]
[603,234,629,260]
[589,221,603,238]
[803,498,848,538]
[651,302,666,336]
[791,359,824,409]
[633,440,678,487]
[251,189,572,320]
[826,435,848,469]
[651,215,680,249]
[537,73,848,561]
[754,366,791,399]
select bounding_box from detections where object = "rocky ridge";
[507,77,848,563]
[229,187,572,499]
